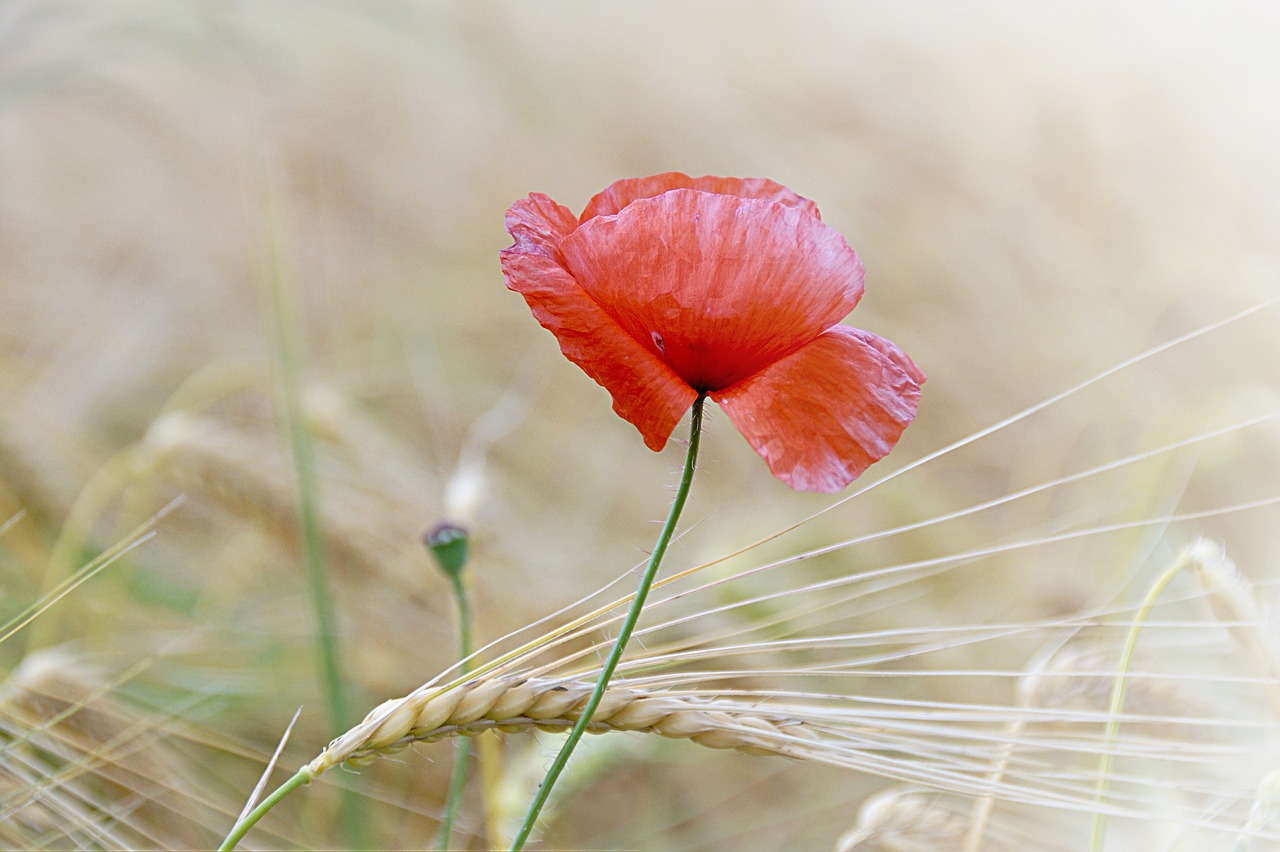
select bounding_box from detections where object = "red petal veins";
[847,325,927,386]
[580,172,820,222]
[560,190,864,393]
[713,325,924,493]
[502,195,697,450]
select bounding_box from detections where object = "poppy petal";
[580,172,820,222]
[504,192,579,260]
[561,190,864,392]
[712,325,924,493]
[502,195,697,450]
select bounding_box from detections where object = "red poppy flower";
[501,172,924,493]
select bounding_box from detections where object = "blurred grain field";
[1,1,1278,849]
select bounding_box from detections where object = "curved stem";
[219,768,311,851]
[509,396,706,851]
[1089,546,1195,852]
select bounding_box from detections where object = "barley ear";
[308,675,821,776]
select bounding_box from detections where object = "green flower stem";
[437,570,474,850]
[509,396,706,851]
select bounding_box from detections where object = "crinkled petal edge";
[502,195,698,450]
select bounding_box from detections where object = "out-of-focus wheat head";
[0,649,201,849]
[1,0,1278,849]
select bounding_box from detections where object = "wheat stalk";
[144,411,431,591]
[1193,540,1280,716]
[0,649,203,849]
[309,675,820,774]
[1019,642,1205,731]
[837,786,1003,852]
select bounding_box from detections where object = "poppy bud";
[424,521,469,581]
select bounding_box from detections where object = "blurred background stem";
[265,193,365,849]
